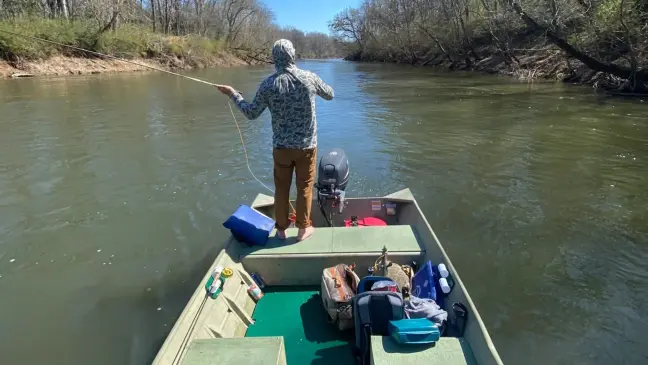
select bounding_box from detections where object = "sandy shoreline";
[1,53,250,79]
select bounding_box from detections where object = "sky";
[261,0,363,34]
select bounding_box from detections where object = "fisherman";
[216,39,335,242]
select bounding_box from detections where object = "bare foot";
[275,230,287,240]
[297,226,315,242]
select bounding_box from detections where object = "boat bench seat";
[371,336,477,365]
[179,337,287,365]
[238,225,424,286]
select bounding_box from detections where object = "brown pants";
[273,147,317,230]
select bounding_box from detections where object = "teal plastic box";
[388,318,440,345]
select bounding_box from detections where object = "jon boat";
[152,149,504,365]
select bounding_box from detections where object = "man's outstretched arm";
[313,73,334,100]
[216,83,268,120]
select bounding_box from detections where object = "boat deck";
[245,286,356,365]
[239,225,425,287]
[371,335,477,365]
[240,225,424,256]
[180,337,287,365]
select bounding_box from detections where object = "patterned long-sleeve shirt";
[230,39,334,149]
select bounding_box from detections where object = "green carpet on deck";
[245,286,356,365]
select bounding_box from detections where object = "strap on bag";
[323,263,358,327]
[361,324,372,365]
[329,266,347,301]
[345,263,360,293]
[331,263,359,302]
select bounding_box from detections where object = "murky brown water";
[1,60,647,364]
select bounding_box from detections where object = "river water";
[1,60,647,364]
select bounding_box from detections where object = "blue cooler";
[388,318,440,345]
[222,205,275,246]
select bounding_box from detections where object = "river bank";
[345,40,647,94]
[0,18,269,79]
[0,53,249,78]
[331,1,648,95]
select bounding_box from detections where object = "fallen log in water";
[11,72,34,78]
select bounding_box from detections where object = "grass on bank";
[0,18,226,63]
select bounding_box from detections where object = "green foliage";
[186,36,224,56]
[95,25,152,58]
[0,17,91,59]
[596,0,622,24]
[0,18,227,62]
[1,0,343,63]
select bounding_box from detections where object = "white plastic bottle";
[209,279,223,295]
[439,277,451,294]
[437,263,449,278]
[212,265,224,279]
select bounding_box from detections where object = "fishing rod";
[1,28,296,213]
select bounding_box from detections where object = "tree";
[330,0,648,92]
[506,0,646,91]
[1,0,343,63]
[329,7,368,49]
[222,0,257,46]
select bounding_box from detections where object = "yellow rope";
[227,102,295,214]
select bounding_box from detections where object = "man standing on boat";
[215,39,335,242]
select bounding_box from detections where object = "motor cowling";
[317,148,349,192]
[316,148,350,224]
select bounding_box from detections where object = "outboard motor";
[315,148,350,226]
